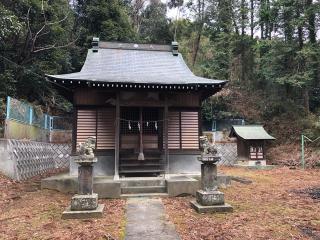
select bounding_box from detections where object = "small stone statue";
[62,136,104,219]
[190,135,233,213]
[199,136,218,156]
[77,136,96,161]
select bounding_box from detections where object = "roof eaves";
[230,125,276,140]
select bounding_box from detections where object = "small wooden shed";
[229,125,275,166]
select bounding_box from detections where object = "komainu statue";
[199,136,218,156]
[76,136,97,161]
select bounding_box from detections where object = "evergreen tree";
[0,0,75,111]
[138,0,172,44]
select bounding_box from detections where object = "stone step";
[119,169,165,174]
[120,179,166,187]
[121,186,167,194]
[119,166,165,172]
[120,193,169,199]
[120,157,162,161]
[120,163,164,167]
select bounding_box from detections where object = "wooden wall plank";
[97,109,115,149]
[181,111,199,149]
[167,111,180,149]
[76,108,116,150]
[76,110,97,144]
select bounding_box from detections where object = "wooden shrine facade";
[47,40,227,177]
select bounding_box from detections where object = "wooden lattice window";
[120,107,160,135]
[249,146,264,160]
[167,110,199,150]
[168,111,180,149]
[76,109,96,145]
[76,108,115,150]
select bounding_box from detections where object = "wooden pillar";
[164,94,169,175]
[114,93,120,179]
[138,107,144,160]
[71,106,77,155]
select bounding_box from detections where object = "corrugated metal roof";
[230,125,275,140]
[47,42,227,86]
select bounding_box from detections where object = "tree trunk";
[260,0,265,39]
[192,26,203,67]
[241,0,246,36]
[306,0,316,43]
[250,0,254,38]
[265,0,270,39]
[296,3,304,49]
[192,0,205,67]
[303,88,310,114]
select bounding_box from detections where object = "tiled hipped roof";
[47,42,227,87]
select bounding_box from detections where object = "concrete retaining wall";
[0,139,71,180]
[4,120,50,142]
[50,130,72,143]
[4,119,72,144]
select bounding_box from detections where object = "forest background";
[0,0,319,154]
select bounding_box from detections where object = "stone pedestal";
[62,155,104,219]
[201,163,218,191]
[71,193,98,211]
[78,165,93,194]
[196,190,224,206]
[191,156,233,213]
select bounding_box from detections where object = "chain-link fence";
[267,134,320,168]
[5,96,72,131]
[51,116,73,130]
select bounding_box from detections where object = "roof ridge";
[99,41,172,52]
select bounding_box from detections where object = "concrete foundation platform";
[41,174,121,198]
[62,204,104,219]
[167,176,199,197]
[42,173,231,198]
[190,200,233,213]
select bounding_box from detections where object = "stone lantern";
[62,137,104,219]
[190,136,233,213]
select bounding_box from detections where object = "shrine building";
[46,38,227,179]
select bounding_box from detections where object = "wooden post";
[71,107,78,154]
[164,94,169,175]
[114,93,120,179]
[138,107,144,160]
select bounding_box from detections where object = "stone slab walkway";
[125,198,180,240]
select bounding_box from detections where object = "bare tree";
[131,0,147,34]
[22,0,78,63]
[189,0,210,67]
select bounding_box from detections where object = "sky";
[161,0,181,19]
